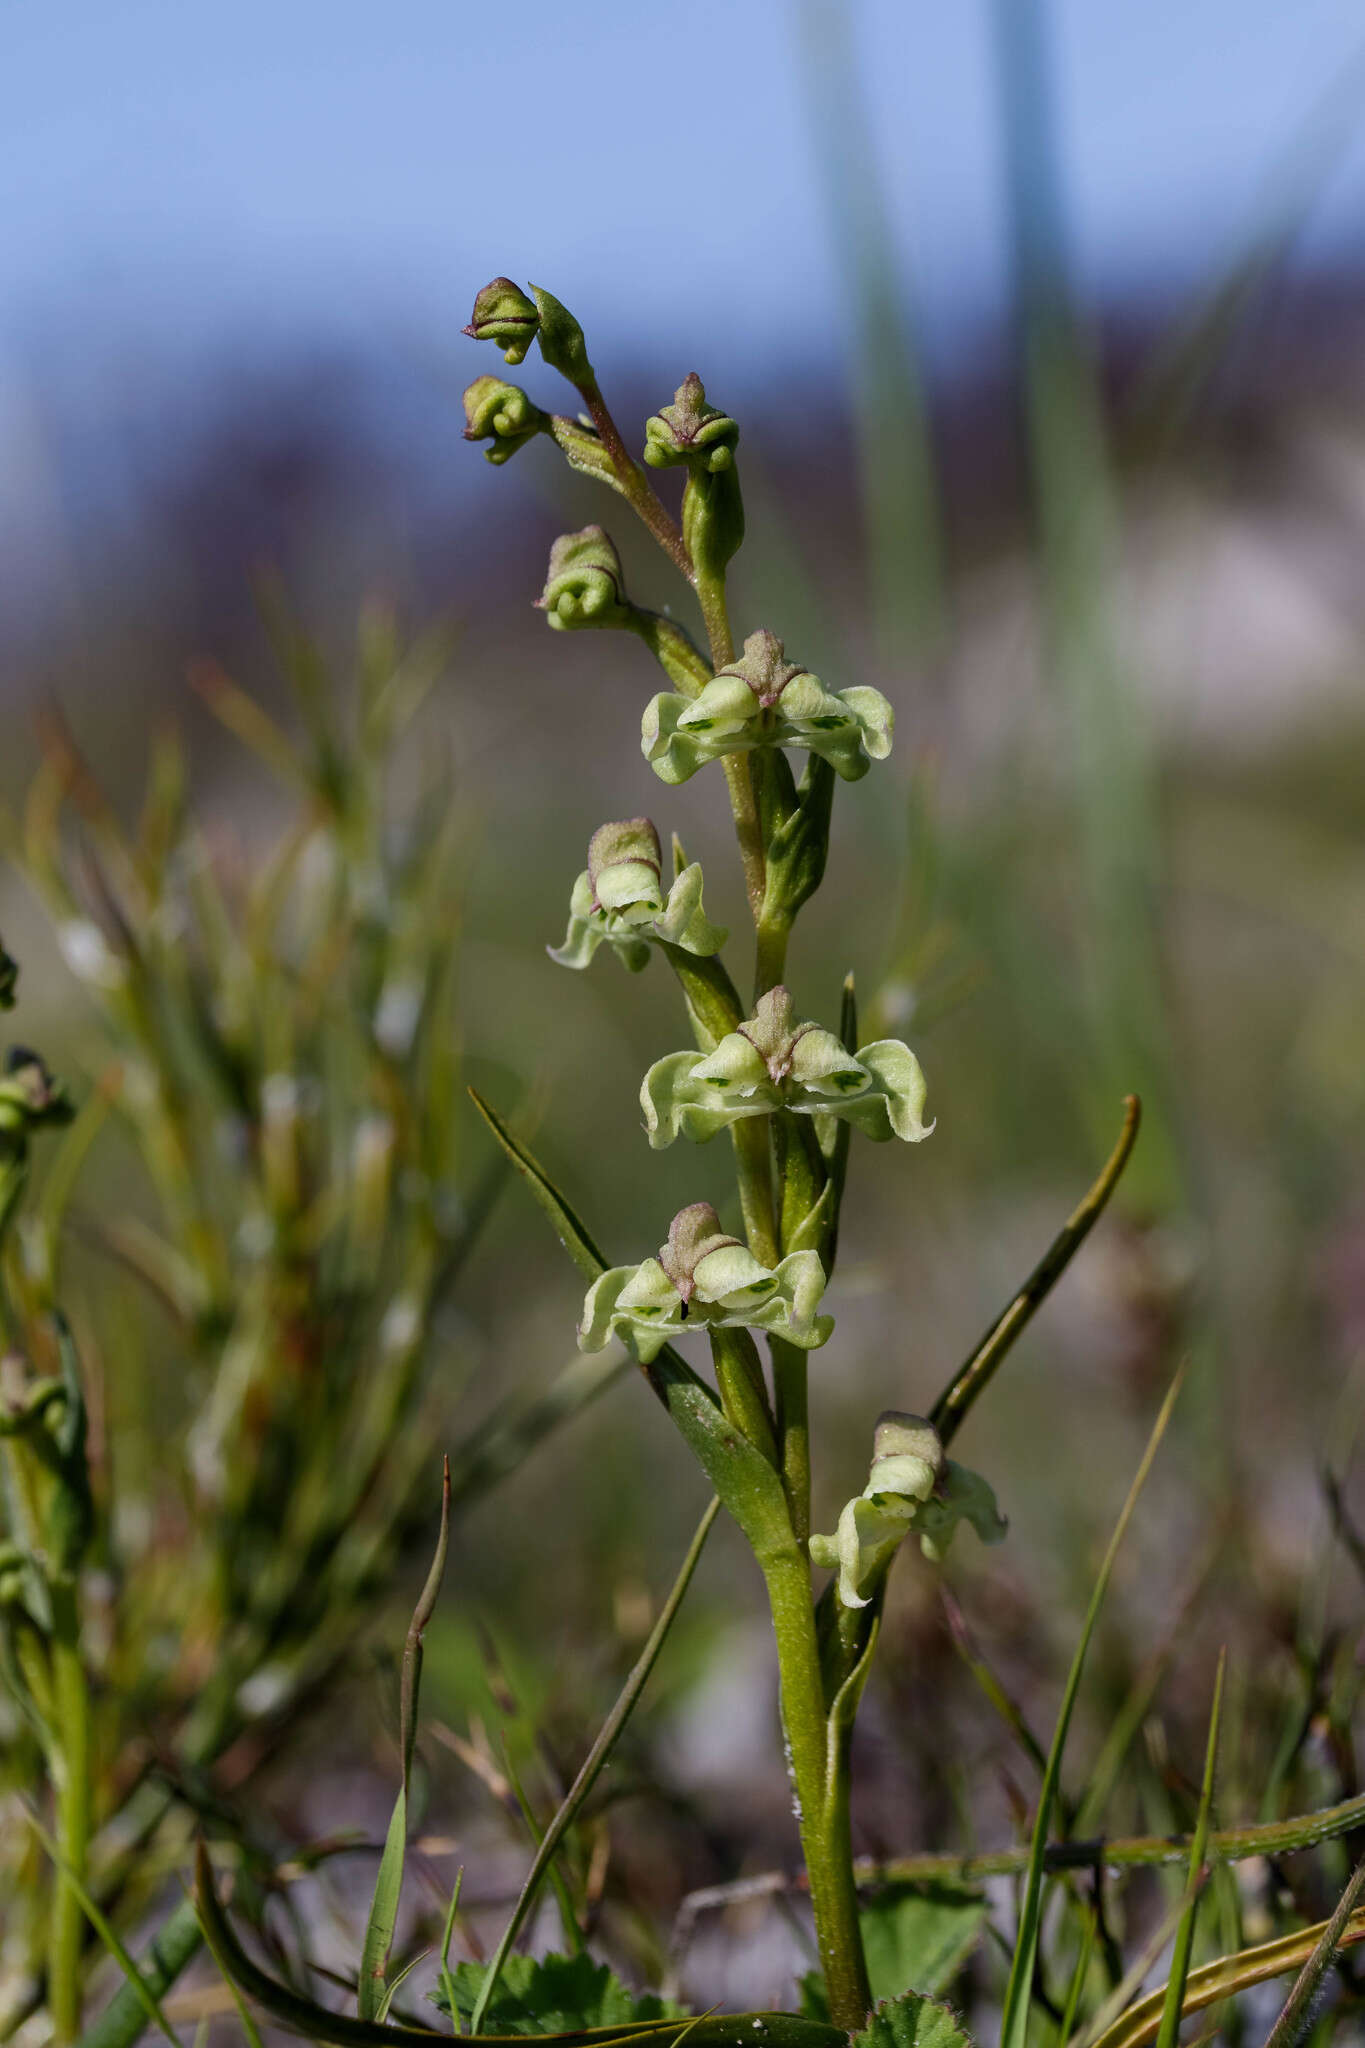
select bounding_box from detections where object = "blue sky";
[4,0,1365,393]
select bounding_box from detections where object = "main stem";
[764,1548,871,2029]
[47,1581,92,2042]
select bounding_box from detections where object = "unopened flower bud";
[0,1048,72,1139]
[463,278,541,365]
[462,376,549,464]
[643,375,739,474]
[535,526,632,630]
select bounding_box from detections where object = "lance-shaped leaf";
[579,1202,832,1364]
[549,819,726,972]
[810,1413,1004,1608]
[641,986,930,1148]
[642,628,893,786]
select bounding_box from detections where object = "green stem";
[762,1546,871,2029]
[577,376,693,580]
[730,1119,778,1268]
[770,1338,811,1547]
[754,915,791,999]
[48,1581,92,2043]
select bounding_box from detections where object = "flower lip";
[587,818,662,908]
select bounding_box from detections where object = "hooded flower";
[809,1412,1006,1608]
[462,376,549,465]
[640,986,931,1148]
[534,526,633,631]
[641,629,893,787]
[578,1201,833,1364]
[549,819,727,972]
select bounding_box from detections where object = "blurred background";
[4,0,1365,2019]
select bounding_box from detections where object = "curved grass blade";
[1153,1649,1226,2048]
[931,1096,1140,1446]
[358,1456,451,2018]
[1086,1904,1365,2048]
[1262,1857,1365,2048]
[197,1844,844,2048]
[468,1087,612,1284]
[998,1361,1186,2048]
[470,1495,721,2033]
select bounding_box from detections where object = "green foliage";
[431,1952,685,2033]
[800,1886,987,2020]
[848,1992,976,2048]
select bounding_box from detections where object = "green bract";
[809,1413,1006,1609]
[642,628,893,785]
[535,526,633,630]
[640,986,931,1148]
[462,375,549,464]
[549,819,727,971]
[462,277,541,365]
[578,1201,833,1364]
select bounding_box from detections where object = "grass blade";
[998,1361,1187,2048]
[469,1495,722,2034]
[1262,1857,1365,2048]
[75,1895,203,2048]
[357,1457,451,2018]
[22,1807,179,2047]
[1153,1650,1227,2048]
[930,1096,1141,1445]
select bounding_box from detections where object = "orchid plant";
[461,277,1008,2030]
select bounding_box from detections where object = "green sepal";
[530,283,592,384]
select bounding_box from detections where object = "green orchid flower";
[462,277,541,365]
[809,1412,1006,1609]
[641,628,893,786]
[578,1201,833,1364]
[549,819,727,972]
[640,985,931,1148]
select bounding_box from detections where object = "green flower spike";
[578,1200,833,1364]
[549,819,727,972]
[462,375,549,465]
[641,628,894,786]
[462,278,541,365]
[643,373,740,475]
[535,526,634,631]
[809,1412,1006,1609]
[640,985,931,1148]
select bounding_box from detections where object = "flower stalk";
[464,277,1010,2032]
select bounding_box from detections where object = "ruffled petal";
[856,1040,933,1141]
[653,863,728,956]
[577,1266,635,1352]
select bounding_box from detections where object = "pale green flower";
[549,819,727,972]
[640,986,931,1148]
[578,1201,833,1364]
[641,628,893,786]
[809,1412,1006,1609]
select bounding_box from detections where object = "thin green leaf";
[377,1948,430,2023]
[998,1361,1186,2048]
[22,1807,179,2047]
[1154,1649,1227,2048]
[358,1457,452,2017]
[931,1096,1141,1446]
[467,1087,611,1285]
[75,1896,203,2048]
[470,1497,722,2034]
